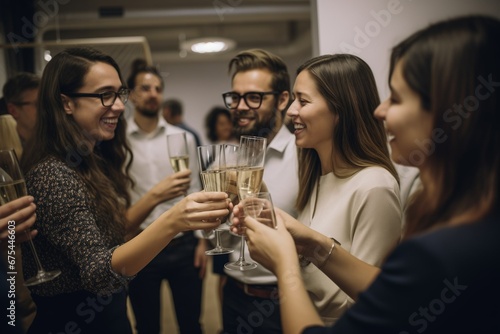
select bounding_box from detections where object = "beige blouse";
[299,166,402,325]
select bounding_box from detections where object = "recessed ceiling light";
[181,37,236,54]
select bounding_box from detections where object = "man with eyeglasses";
[124,60,206,334]
[220,49,299,334]
[3,72,40,146]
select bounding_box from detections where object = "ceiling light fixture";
[181,37,236,54]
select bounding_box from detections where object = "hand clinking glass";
[0,149,61,286]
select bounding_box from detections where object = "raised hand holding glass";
[0,149,61,286]
[167,132,189,172]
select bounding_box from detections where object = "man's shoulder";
[268,125,296,154]
[180,123,202,145]
[166,123,198,146]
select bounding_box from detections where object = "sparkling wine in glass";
[240,192,277,229]
[197,144,234,255]
[222,143,240,214]
[0,149,61,286]
[225,135,267,271]
[167,132,189,172]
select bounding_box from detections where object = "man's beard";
[137,106,159,118]
[232,109,278,139]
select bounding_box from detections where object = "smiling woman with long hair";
[20,47,228,333]
[281,53,402,325]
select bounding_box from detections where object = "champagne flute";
[240,192,277,229]
[223,143,240,214]
[224,135,267,271]
[236,136,266,200]
[197,144,234,255]
[0,149,61,286]
[167,132,189,172]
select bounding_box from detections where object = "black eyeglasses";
[222,91,279,110]
[64,88,129,107]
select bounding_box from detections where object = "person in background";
[0,114,23,158]
[0,97,8,115]
[282,53,401,325]
[237,15,500,334]
[163,98,202,147]
[221,49,299,334]
[205,106,236,144]
[0,141,34,333]
[20,47,227,333]
[126,59,207,334]
[1,72,41,333]
[2,72,40,146]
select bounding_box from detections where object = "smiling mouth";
[294,123,305,130]
[102,118,118,125]
[235,110,257,127]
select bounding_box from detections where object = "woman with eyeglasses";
[235,15,500,333]
[20,47,229,333]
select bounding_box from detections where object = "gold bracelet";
[317,237,340,269]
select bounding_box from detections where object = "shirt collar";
[126,114,168,136]
[268,125,295,154]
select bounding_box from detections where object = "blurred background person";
[163,98,202,147]
[0,97,8,115]
[204,106,236,144]
[126,59,206,334]
[2,72,40,146]
[0,114,23,158]
[1,72,41,333]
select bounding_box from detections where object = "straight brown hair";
[296,54,398,211]
[392,16,500,237]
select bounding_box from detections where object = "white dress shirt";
[126,116,202,231]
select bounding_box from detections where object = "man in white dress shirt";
[125,60,205,334]
[220,49,299,334]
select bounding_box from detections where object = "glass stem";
[24,230,45,274]
[215,230,222,248]
[239,235,246,263]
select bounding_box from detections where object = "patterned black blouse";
[22,156,133,297]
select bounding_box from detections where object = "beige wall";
[314,0,500,99]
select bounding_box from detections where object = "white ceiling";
[37,0,313,64]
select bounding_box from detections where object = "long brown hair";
[21,47,133,229]
[296,54,398,211]
[393,16,500,237]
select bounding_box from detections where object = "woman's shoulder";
[348,166,399,192]
[26,155,80,185]
[398,213,500,277]
[29,155,68,172]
